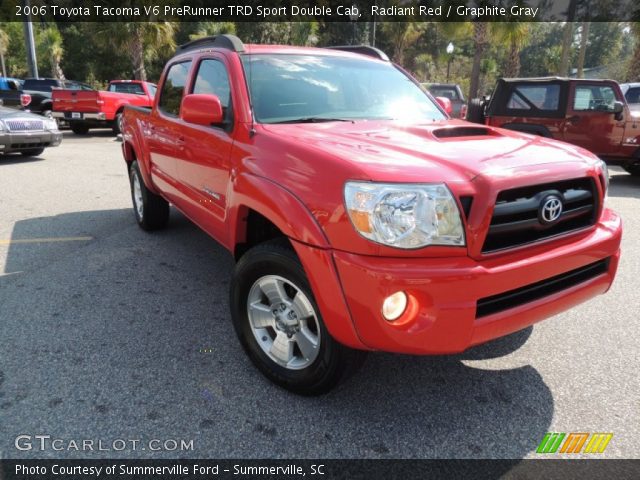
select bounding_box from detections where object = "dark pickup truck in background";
[0,77,29,109]
[423,83,467,119]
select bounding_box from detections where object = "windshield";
[241,54,445,124]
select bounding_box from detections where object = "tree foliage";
[0,21,635,100]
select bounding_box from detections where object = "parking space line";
[0,236,94,245]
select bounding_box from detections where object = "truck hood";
[261,119,595,183]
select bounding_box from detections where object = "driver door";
[563,83,625,156]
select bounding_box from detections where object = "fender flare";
[500,122,553,138]
[228,173,365,349]
[228,172,330,249]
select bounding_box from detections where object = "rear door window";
[429,87,460,100]
[158,61,192,117]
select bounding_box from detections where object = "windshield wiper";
[270,117,355,124]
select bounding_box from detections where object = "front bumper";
[330,209,621,354]
[0,130,62,153]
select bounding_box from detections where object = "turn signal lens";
[382,291,408,321]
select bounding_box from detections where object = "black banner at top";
[1,0,640,23]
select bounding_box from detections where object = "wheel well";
[123,141,136,169]
[234,209,288,260]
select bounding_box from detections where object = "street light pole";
[446,42,454,82]
[22,0,38,78]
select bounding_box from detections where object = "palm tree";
[469,21,488,99]
[381,23,424,67]
[95,22,176,81]
[576,22,590,78]
[496,22,531,78]
[38,26,65,79]
[0,27,8,77]
[628,22,640,81]
[558,0,577,76]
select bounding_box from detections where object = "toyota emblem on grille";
[540,195,563,224]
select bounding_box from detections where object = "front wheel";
[230,239,365,395]
[129,160,169,231]
[20,148,45,157]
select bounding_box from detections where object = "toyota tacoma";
[121,36,622,395]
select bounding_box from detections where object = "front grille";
[482,178,598,253]
[5,119,44,132]
[476,258,610,318]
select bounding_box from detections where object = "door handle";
[567,115,580,124]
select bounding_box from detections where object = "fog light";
[382,291,408,321]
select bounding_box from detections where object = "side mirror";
[435,96,453,116]
[180,94,224,126]
[612,101,624,120]
[612,101,624,114]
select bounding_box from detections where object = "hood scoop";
[432,126,498,139]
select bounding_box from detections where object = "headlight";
[344,182,465,249]
[0,120,6,132]
[597,159,609,197]
[44,118,59,131]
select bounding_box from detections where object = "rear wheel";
[112,112,123,135]
[129,160,169,231]
[466,98,486,124]
[623,162,640,176]
[20,148,45,157]
[230,239,365,395]
[70,123,89,135]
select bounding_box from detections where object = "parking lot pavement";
[0,131,638,460]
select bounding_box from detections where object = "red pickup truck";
[52,80,156,135]
[121,36,621,395]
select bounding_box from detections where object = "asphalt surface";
[0,131,638,460]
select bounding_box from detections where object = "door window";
[573,85,617,112]
[158,61,192,117]
[192,59,232,118]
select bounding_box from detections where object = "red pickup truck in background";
[53,80,156,135]
[121,36,621,395]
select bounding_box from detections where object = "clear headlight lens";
[0,120,6,132]
[344,182,465,249]
[44,118,59,131]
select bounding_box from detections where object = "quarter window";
[158,61,192,116]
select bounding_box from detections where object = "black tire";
[20,148,45,157]
[623,162,640,176]
[128,160,169,231]
[112,112,123,135]
[70,123,89,135]
[466,98,486,124]
[230,239,366,395]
